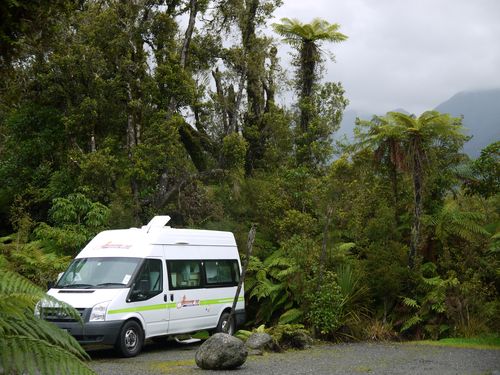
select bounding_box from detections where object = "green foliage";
[279,308,305,324]
[35,193,110,255]
[400,263,460,338]
[466,141,500,198]
[245,249,299,324]
[0,268,94,374]
[265,323,311,349]
[221,133,248,171]
[305,271,344,336]
[0,235,70,287]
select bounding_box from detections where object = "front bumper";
[52,320,123,346]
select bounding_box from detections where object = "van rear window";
[204,260,240,286]
[166,260,240,289]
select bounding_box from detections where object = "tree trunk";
[409,154,423,269]
[299,41,317,133]
[227,225,256,332]
[179,0,198,69]
[169,0,198,112]
[390,161,399,226]
[318,206,333,287]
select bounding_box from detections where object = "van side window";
[205,260,240,286]
[167,260,201,289]
[128,259,163,302]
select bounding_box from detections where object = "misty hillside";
[336,88,500,158]
[435,88,500,157]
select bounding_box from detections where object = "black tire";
[115,320,144,357]
[215,311,235,335]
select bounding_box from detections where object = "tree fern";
[0,269,94,375]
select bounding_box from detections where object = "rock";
[247,348,264,356]
[245,333,273,350]
[281,331,312,350]
[195,333,248,370]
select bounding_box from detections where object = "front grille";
[42,307,87,322]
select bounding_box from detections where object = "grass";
[411,336,500,350]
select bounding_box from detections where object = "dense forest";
[0,0,498,372]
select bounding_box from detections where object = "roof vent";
[143,216,171,233]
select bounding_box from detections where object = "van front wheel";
[115,320,144,357]
[215,312,235,335]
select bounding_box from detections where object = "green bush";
[305,271,343,336]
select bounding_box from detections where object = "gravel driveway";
[89,339,500,375]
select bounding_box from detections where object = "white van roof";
[76,216,237,258]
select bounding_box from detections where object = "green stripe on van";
[200,297,244,306]
[108,303,177,314]
[108,297,244,315]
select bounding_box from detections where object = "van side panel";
[164,245,244,334]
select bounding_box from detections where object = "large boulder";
[195,333,248,370]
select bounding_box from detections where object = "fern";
[401,315,422,332]
[278,308,304,324]
[0,336,94,375]
[0,268,94,375]
[402,297,419,309]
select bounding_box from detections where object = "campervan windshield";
[56,257,141,289]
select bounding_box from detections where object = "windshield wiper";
[94,282,126,288]
[60,283,94,289]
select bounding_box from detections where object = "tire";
[115,320,144,357]
[215,311,235,335]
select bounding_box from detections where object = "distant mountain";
[335,108,372,141]
[335,89,500,158]
[434,88,500,157]
[335,108,409,142]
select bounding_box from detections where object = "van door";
[127,258,169,337]
[166,259,208,333]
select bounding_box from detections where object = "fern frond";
[278,308,304,324]
[401,315,423,332]
[0,269,45,296]
[0,335,94,375]
[274,265,298,280]
[402,297,419,309]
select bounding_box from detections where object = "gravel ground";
[89,339,500,375]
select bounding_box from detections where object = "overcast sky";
[270,0,500,115]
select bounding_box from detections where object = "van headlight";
[89,301,110,322]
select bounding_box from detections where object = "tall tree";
[273,18,347,167]
[356,111,466,268]
[391,111,466,269]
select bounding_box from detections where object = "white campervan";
[41,216,245,357]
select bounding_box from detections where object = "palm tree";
[356,111,466,269]
[390,111,466,268]
[273,18,347,165]
[0,268,94,374]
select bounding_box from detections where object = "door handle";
[164,294,167,302]
[170,293,174,302]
